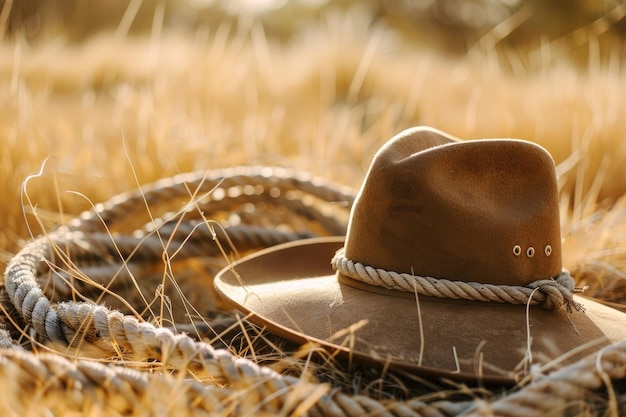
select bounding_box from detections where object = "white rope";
[332,249,585,312]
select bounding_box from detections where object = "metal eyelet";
[544,245,552,256]
[526,247,535,257]
[513,245,522,256]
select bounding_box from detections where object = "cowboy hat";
[215,127,626,384]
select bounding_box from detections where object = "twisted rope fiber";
[2,166,624,416]
[0,341,231,416]
[3,241,466,417]
[40,225,315,300]
[0,240,626,416]
[129,185,349,239]
[69,166,354,233]
[50,224,315,265]
[36,167,351,299]
[6,167,353,345]
[1,168,463,416]
[0,332,472,417]
[464,339,626,416]
[12,226,316,333]
[332,249,584,312]
[161,189,350,234]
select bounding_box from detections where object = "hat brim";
[215,237,626,385]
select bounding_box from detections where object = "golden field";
[1,0,626,415]
[1,1,626,263]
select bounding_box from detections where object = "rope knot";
[527,271,585,312]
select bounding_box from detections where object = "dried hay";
[1,1,626,415]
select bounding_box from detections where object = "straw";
[1,166,625,416]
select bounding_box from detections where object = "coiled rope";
[1,166,624,416]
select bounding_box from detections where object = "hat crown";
[344,127,562,286]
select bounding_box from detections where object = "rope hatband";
[331,248,585,312]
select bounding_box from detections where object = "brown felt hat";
[215,126,626,384]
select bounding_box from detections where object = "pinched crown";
[343,127,562,286]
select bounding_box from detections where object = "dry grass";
[1,0,626,415]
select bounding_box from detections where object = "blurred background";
[0,0,625,271]
[4,0,625,61]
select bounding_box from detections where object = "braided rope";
[464,340,626,416]
[332,249,584,312]
[68,166,354,234]
[1,166,625,416]
[0,331,470,416]
[3,231,466,416]
[49,224,315,264]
